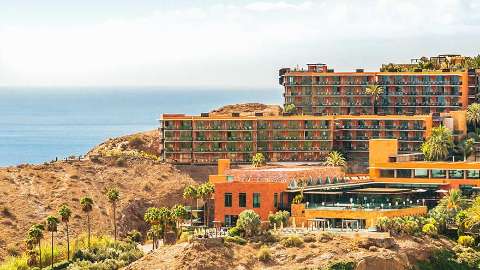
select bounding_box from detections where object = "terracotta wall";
[213,181,288,223]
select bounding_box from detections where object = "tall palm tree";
[365,84,384,114]
[324,151,346,167]
[197,182,215,228]
[80,196,94,248]
[28,224,44,269]
[421,125,453,161]
[58,204,72,261]
[144,207,161,250]
[183,185,198,225]
[106,187,120,242]
[467,103,480,131]
[46,216,59,269]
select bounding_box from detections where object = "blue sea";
[0,87,281,167]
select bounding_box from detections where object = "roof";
[346,188,412,194]
[224,165,344,183]
[372,161,480,170]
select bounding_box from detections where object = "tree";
[365,84,384,114]
[58,204,72,261]
[464,196,480,235]
[252,153,266,167]
[236,210,261,237]
[284,103,296,114]
[80,196,94,248]
[197,182,215,228]
[421,125,453,161]
[158,207,174,240]
[445,189,465,214]
[171,204,188,230]
[459,138,475,161]
[106,187,120,242]
[144,207,161,250]
[28,224,44,269]
[183,185,198,225]
[324,151,346,167]
[46,215,59,269]
[467,103,480,131]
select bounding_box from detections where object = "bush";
[227,226,243,237]
[292,194,303,204]
[403,219,420,235]
[268,210,290,227]
[126,230,143,244]
[422,223,438,237]
[251,153,266,167]
[303,234,316,243]
[45,260,71,270]
[284,103,296,114]
[6,243,20,256]
[281,236,304,247]
[458,235,475,247]
[236,210,261,237]
[376,217,391,232]
[177,231,192,244]
[257,245,271,262]
[453,246,480,268]
[128,136,145,148]
[327,260,355,270]
[416,249,470,270]
[115,157,126,167]
[224,236,247,245]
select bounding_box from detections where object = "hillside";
[210,103,283,116]
[125,233,454,270]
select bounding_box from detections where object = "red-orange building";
[210,159,345,225]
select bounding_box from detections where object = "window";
[431,170,446,179]
[449,170,464,179]
[397,169,411,178]
[380,169,394,178]
[239,193,246,207]
[224,215,238,227]
[274,193,278,208]
[253,193,261,208]
[467,170,480,179]
[224,193,232,207]
[414,169,429,178]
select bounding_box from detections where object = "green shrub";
[268,210,290,227]
[454,246,480,268]
[44,260,71,270]
[224,236,247,245]
[403,219,420,235]
[457,235,475,247]
[422,223,438,237]
[281,236,304,247]
[376,217,391,232]
[227,226,243,237]
[115,157,126,167]
[292,194,303,204]
[284,103,296,114]
[128,136,145,148]
[126,230,143,244]
[177,231,192,243]
[252,153,266,167]
[303,234,316,243]
[327,260,355,270]
[257,245,271,262]
[416,249,470,270]
[236,210,261,237]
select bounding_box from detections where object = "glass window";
[239,193,246,207]
[414,169,429,178]
[253,193,261,208]
[431,170,446,179]
[467,170,480,179]
[224,193,232,207]
[380,169,395,178]
[224,215,238,227]
[274,193,278,208]
[449,170,464,179]
[397,169,411,178]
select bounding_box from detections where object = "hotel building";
[280,64,479,116]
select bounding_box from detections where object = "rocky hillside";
[210,103,283,116]
[125,233,454,270]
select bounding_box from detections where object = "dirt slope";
[210,103,282,116]
[125,234,454,270]
[0,157,197,260]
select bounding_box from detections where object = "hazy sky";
[0,0,479,88]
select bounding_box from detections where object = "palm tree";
[324,151,346,167]
[445,189,464,214]
[467,103,480,131]
[197,182,215,228]
[183,185,198,225]
[158,207,174,241]
[421,125,453,161]
[46,215,59,269]
[459,138,475,161]
[58,204,72,261]
[251,153,266,167]
[106,187,120,242]
[144,207,161,250]
[365,84,384,114]
[28,224,44,269]
[80,196,94,248]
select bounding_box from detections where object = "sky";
[0,0,479,88]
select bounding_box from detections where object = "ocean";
[0,87,281,167]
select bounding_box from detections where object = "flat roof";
[347,188,412,194]
[372,161,480,170]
